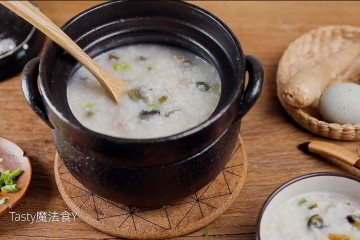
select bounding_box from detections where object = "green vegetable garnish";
[1,184,19,193]
[128,89,142,101]
[79,76,88,81]
[8,168,23,180]
[158,96,168,105]
[148,66,152,71]
[86,103,94,110]
[139,110,160,120]
[0,168,24,205]
[298,198,307,206]
[1,170,10,181]
[148,103,157,110]
[214,83,221,93]
[202,232,209,237]
[196,81,210,91]
[113,62,131,71]
[0,197,9,206]
[5,179,13,185]
[85,104,95,118]
[127,88,149,102]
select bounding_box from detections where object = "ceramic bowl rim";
[256,172,360,240]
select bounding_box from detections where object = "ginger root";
[281,44,360,108]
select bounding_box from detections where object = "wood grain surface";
[1,1,360,239]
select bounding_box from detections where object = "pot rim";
[256,172,360,240]
[39,0,245,144]
[0,27,36,60]
[0,1,39,60]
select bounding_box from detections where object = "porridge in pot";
[67,44,221,139]
[264,192,360,240]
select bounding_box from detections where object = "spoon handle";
[0,1,121,102]
[299,141,360,170]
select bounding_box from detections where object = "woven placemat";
[54,137,247,239]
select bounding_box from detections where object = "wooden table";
[1,1,360,239]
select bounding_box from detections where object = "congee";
[67,44,221,138]
[264,192,360,240]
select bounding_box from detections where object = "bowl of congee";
[257,173,360,240]
[22,0,264,207]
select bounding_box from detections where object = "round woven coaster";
[54,137,247,239]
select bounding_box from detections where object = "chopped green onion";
[86,103,94,110]
[202,232,209,237]
[148,103,157,110]
[5,179,13,185]
[1,170,10,180]
[298,198,307,206]
[214,83,221,93]
[1,184,19,193]
[148,66,152,71]
[139,110,160,120]
[196,81,210,91]
[158,96,168,105]
[128,88,149,102]
[85,103,95,118]
[79,76,88,81]
[128,89,142,101]
[113,62,131,71]
[0,197,9,206]
[8,168,23,180]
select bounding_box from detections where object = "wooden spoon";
[0,137,31,216]
[0,1,123,103]
[298,140,360,170]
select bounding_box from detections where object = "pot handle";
[22,57,53,128]
[234,55,264,122]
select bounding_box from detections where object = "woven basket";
[277,25,360,141]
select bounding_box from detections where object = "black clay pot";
[0,4,44,80]
[22,0,264,207]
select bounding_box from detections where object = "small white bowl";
[256,172,360,240]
